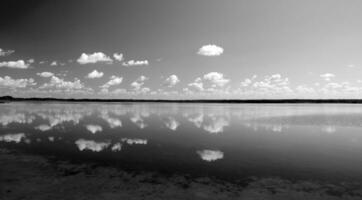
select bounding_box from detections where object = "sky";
[1,0,362,99]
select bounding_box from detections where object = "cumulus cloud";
[37,72,54,78]
[188,72,229,92]
[164,75,180,87]
[320,73,335,81]
[197,150,224,162]
[77,52,112,64]
[113,53,124,61]
[197,44,224,56]
[131,75,149,91]
[0,60,29,69]
[86,124,103,134]
[122,60,149,67]
[121,138,148,145]
[0,76,36,88]
[188,77,204,91]
[203,72,230,87]
[87,70,104,79]
[0,48,14,56]
[40,76,84,90]
[100,76,123,91]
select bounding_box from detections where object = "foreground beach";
[1,149,361,200]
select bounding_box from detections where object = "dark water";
[1,102,362,182]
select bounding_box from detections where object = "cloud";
[0,76,36,88]
[0,60,29,69]
[187,72,229,92]
[50,61,57,66]
[131,75,148,91]
[37,72,54,78]
[203,72,230,87]
[86,124,103,134]
[0,48,14,56]
[320,73,335,81]
[100,76,123,91]
[164,75,180,87]
[113,53,124,61]
[121,138,148,145]
[87,70,104,79]
[197,44,224,56]
[122,60,149,67]
[40,76,84,90]
[197,150,224,162]
[188,77,204,91]
[77,52,112,64]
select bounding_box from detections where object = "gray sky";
[1,0,362,99]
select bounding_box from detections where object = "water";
[1,102,362,183]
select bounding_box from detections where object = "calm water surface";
[1,102,362,182]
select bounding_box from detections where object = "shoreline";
[3,96,362,104]
[1,149,361,200]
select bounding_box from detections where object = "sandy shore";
[1,149,361,200]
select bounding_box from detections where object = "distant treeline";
[2,95,362,104]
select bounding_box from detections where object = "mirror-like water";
[1,102,362,182]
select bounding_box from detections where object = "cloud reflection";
[75,139,110,152]
[197,150,224,162]
[0,133,25,143]
[86,124,103,134]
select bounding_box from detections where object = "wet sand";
[1,149,361,200]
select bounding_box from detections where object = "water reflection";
[75,139,110,152]
[0,133,25,143]
[1,102,362,181]
[197,150,224,162]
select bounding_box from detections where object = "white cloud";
[86,124,103,134]
[87,70,104,79]
[101,76,123,91]
[187,72,229,92]
[37,72,54,78]
[0,48,14,56]
[320,73,335,81]
[188,77,204,91]
[0,60,29,69]
[121,138,148,145]
[40,76,84,90]
[0,76,36,88]
[50,61,57,66]
[197,44,224,56]
[122,60,149,67]
[197,150,224,162]
[164,75,180,87]
[203,72,230,87]
[131,76,148,91]
[113,53,124,61]
[77,52,112,64]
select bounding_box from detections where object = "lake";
[1,102,362,199]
